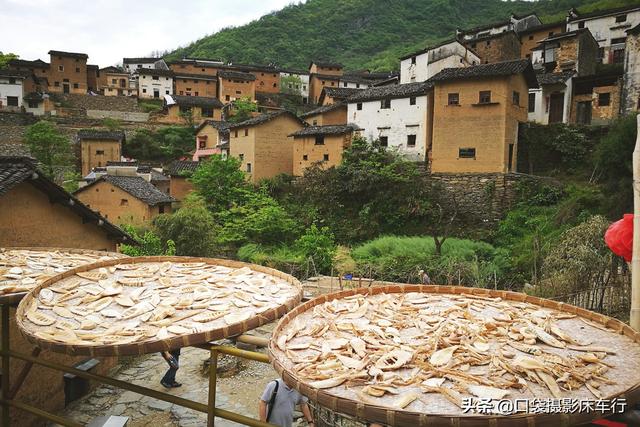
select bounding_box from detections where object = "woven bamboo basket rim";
[16,256,302,357]
[269,284,640,427]
[0,246,127,305]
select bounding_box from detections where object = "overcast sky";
[0,0,299,66]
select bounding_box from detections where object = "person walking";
[259,378,314,427]
[160,349,182,388]
[418,269,431,285]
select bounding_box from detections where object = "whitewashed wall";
[0,78,23,109]
[138,74,173,99]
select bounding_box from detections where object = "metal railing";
[0,304,275,427]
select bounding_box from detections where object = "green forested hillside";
[167,0,638,71]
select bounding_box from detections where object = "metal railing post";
[1,305,10,427]
[207,347,218,427]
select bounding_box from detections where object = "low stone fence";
[86,110,149,122]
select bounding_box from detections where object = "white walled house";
[347,82,431,161]
[123,57,167,74]
[527,72,574,124]
[137,68,174,99]
[457,13,542,41]
[400,40,480,84]
[567,5,640,64]
[0,70,28,111]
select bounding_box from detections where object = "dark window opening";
[303,154,308,161]
[409,96,416,105]
[528,93,536,112]
[315,135,325,145]
[598,92,611,106]
[411,56,416,65]
[528,35,534,41]
[613,48,625,64]
[95,150,105,155]
[578,22,585,29]
[159,205,165,214]
[616,14,627,23]
[28,100,39,108]
[120,199,128,206]
[357,103,362,110]
[6,96,18,107]
[459,148,476,158]
[512,91,520,106]
[448,93,459,105]
[202,108,213,117]
[238,153,244,160]
[246,163,252,173]
[323,154,329,161]
[379,136,388,147]
[380,99,391,109]
[73,83,79,89]
[479,91,492,104]
[407,135,416,147]
[152,76,159,80]
[244,129,249,136]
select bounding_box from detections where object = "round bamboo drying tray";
[16,256,302,357]
[269,284,640,427]
[0,247,127,305]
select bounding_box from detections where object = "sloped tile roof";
[174,72,217,80]
[347,81,433,103]
[299,102,346,119]
[536,71,575,86]
[172,95,224,108]
[322,87,362,99]
[290,123,361,137]
[123,57,161,63]
[195,120,232,133]
[77,129,125,142]
[218,70,256,81]
[9,59,49,69]
[227,111,306,129]
[78,175,174,205]
[48,50,88,59]
[166,160,200,176]
[568,4,640,22]
[0,69,31,79]
[138,68,174,77]
[428,59,539,88]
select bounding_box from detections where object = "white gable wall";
[347,95,428,161]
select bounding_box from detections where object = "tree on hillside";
[227,97,257,123]
[123,126,195,162]
[24,121,74,183]
[190,155,250,212]
[0,52,18,69]
[280,75,304,97]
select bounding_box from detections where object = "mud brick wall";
[60,94,142,112]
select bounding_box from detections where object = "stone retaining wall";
[86,110,149,122]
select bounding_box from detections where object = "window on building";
[303,154,308,161]
[356,83,360,88]
[357,103,362,110]
[120,199,129,206]
[448,93,459,105]
[112,79,117,84]
[407,135,416,147]
[73,83,79,89]
[236,90,241,95]
[194,91,199,96]
[234,130,238,137]
[226,95,230,101]
[330,82,335,86]
[142,88,147,93]
[96,150,105,155]
[246,163,252,173]
[578,22,585,29]
[28,100,39,108]
[459,148,476,158]
[613,48,625,64]
[616,14,627,23]
[315,135,325,145]
[54,81,60,87]
[409,96,416,105]
[612,37,627,45]
[411,56,416,65]
[528,35,534,41]
[75,67,80,72]
[58,65,64,71]
[179,91,184,95]
[479,91,492,104]
[599,92,611,106]
[548,31,554,37]
[6,96,18,107]
[312,119,318,125]
[486,40,491,47]
[512,91,520,106]
[244,129,249,136]
[273,83,277,88]
[202,107,213,117]
[343,82,348,87]
[159,205,165,214]
[528,93,536,112]
[238,153,244,160]
[380,99,391,109]
[180,106,191,114]
[199,139,206,149]
[8,77,15,84]
[166,90,170,94]
[152,76,159,80]
[323,154,329,161]
[379,136,388,147]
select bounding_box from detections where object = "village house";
[566,5,640,65]
[528,71,575,124]
[99,66,135,97]
[518,22,566,60]
[228,111,305,183]
[81,162,171,195]
[318,87,361,105]
[193,120,231,161]
[339,71,394,89]
[462,31,523,64]
[123,57,167,74]
[429,59,538,173]
[47,50,89,94]
[624,24,640,112]
[78,129,125,176]
[0,69,29,111]
[457,13,542,40]
[167,58,223,76]
[75,175,174,226]
[309,61,343,105]
[164,95,224,124]
[346,81,432,161]
[87,64,99,92]
[217,70,256,102]
[279,69,310,103]
[290,124,361,176]
[8,58,50,80]
[299,102,347,126]
[174,73,218,97]
[571,70,624,125]
[137,68,174,99]
[165,160,199,202]
[400,39,481,84]
[228,64,281,94]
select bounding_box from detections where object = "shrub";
[119,225,176,256]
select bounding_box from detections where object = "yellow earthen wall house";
[47,50,88,94]
[463,32,522,64]
[309,61,343,105]
[430,60,535,173]
[229,112,304,183]
[161,96,223,125]
[291,125,358,176]
[78,130,124,176]
[168,61,220,76]
[218,71,257,102]
[75,176,174,226]
[519,23,565,59]
[169,176,195,202]
[570,75,623,125]
[300,103,347,126]
[87,64,99,92]
[174,74,218,97]
[251,69,280,94]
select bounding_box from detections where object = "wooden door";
[63,83,70,94]
[548,93,564,123]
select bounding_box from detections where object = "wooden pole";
[631,115,640,330]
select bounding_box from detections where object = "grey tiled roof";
[290,123,361,137]
[227,111,305,129]
[218,70,256,81]
[428,59,539,88]
[123,57,161,63]
[568,4,640,21]
[195,120,231,133]
[106,161,137,167]
[0,143,33,158]
[0,69,31,79]
[347,81,432,103]
[77,130,125,142]
[536,71,575,86]
[0,155,131,242]
[138,68,174,77]
[299,102,346,119]
[311,61,343,69]
[150,170,170,182]
[322,87,362,99]
[9,59,49,69]
[166,160,200,176]
[80,175,174,205]
[172,95,224,108]
[48,50,88,59]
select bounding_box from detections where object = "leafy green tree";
[123,128,164,161]
[153,194,217,256]
[294,224,336,273]
[24,121,74,183]
[280,75,303,96]
[0,52,18,69]
[62,171,81,193]
[123,126,194,162]
[119,224,176,256]
[190,155,250,212]
[228,97,257,123]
